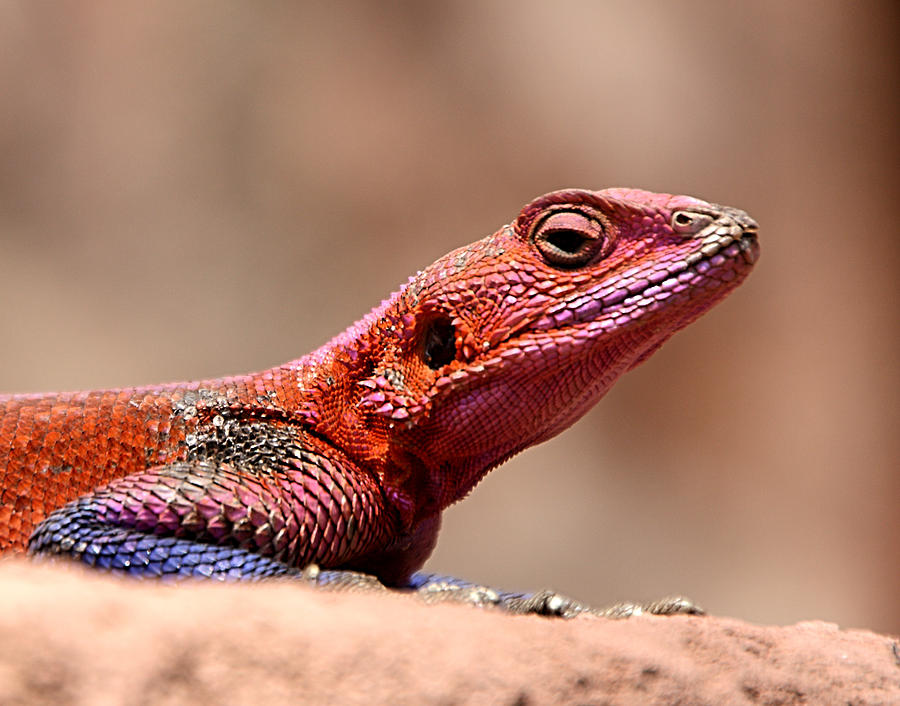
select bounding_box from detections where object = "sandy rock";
[0,559,896,705]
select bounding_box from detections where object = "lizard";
[0,187,758,616]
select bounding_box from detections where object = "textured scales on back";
[0,188,758,600]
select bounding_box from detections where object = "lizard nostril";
[671,210,713,236]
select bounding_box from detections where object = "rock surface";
[0,559,896,705]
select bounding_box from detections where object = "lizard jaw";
[425,224,759,401]
[358,203,758,429]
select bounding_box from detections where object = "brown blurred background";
[0,2,896,633]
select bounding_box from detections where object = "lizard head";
[309,188,759,515]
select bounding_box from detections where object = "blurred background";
[0,2,896,633]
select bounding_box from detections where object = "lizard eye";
[532,210,607,268]
[422,315,456,370]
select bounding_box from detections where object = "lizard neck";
[266,292,437,528]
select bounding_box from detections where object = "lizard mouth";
[524,229,759,336]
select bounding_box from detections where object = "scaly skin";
[0,188,758,605]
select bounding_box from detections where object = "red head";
[300,188,759,526]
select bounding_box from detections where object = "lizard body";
[0,188,758,604]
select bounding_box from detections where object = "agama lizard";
[0,188,758,616]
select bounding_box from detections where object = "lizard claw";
[494,589,595,618]
[299,564,387,592]
[410,576,504,608]
[594,595,705,619]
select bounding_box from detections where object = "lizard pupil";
[545,229,585,255]
[422,316,456,369]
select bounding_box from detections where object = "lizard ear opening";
[421,315,457,370]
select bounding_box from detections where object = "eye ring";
[531,209,608,268]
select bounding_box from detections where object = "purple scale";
[365,391,386,404]
[223,503,248,523]
[168,499,195,517]
[617,265,646,281]
[248,504,268,527]
[553,309,574,326]
[253,523,273,548]
[231,520,255,545]
[141,495,168,515]
[205,516,229,540]
[103,498,124,514]
[285,511,301,538]
[134,506,161,530]
[601,289,628,306]
[661,277,680,291]
[546,300,569,315]
[273,527,289,552]
[158,507,181,532]
[236,487,263,507]
[626,279,650,295]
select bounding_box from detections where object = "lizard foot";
[406,574,704,618]
[301,571,602,618]
[297,564,386,592]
